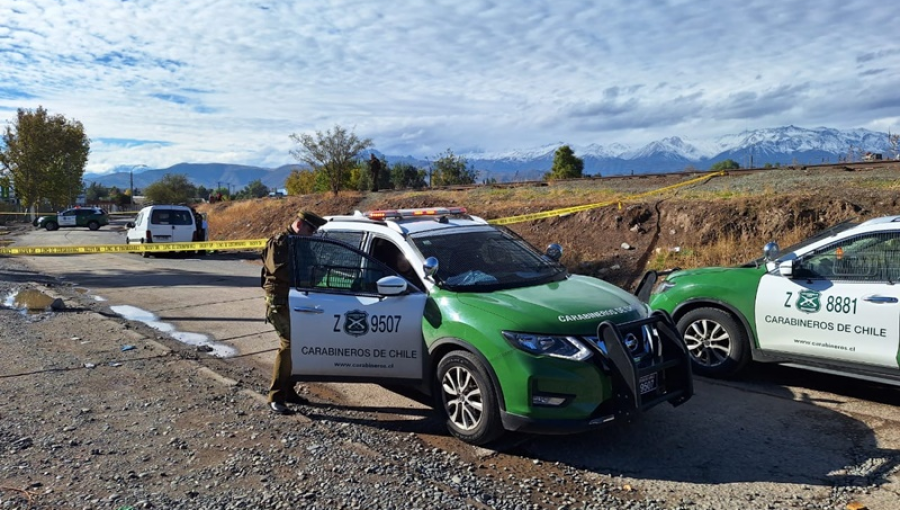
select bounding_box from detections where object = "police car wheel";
[88,221,100,231]
[677,307,750,378]
[45,221,58,231]
[436,350,503,446]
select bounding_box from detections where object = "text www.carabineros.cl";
[334,362,394,369]
[793,338,854,352]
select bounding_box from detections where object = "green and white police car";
[286,207,692,445]
[648,215,900,385]
[33,206,109,231]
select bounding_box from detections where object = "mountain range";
[85,126,899,191]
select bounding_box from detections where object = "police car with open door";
[287,207,693,445]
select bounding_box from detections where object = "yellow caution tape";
[488,172,724,225]
[3,171,727,254]
[0,239,266,256]
[0,211,137,216]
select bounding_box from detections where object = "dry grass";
[649,221,819,270]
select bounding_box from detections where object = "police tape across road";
[0,239,267,256]
[1,171,727,256]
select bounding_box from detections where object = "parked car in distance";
[33,207,109,231]
[286,206,693,445]
[125,204,205,258]
[648,215,900,386]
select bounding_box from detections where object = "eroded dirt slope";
[200,165,900,290]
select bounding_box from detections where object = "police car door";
[756,232,900,368]
[58,209,77,227]
[287,237,427,382]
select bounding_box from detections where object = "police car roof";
[858,215,900,227]
[325,208,490,236]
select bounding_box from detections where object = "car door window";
[321,230,365,250]
[798,232,900,282]
[369,237,425,291]
[289,237,404,294]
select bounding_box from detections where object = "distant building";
[863,152,883,161]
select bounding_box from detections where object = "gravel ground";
[3,193,898,510]
[0,255,683,510]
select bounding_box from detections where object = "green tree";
[84,182,108,203]
[430,149,477,187]
[142,173,197,205]
[0,106,90,211]
[390,163,428,189]
[710,159,740,171]
[289,124,373,196]
[544,145,584,180]
[352,164,369,192]
[197,185,210,201]
[285,168,318,195]
[238,179,269,199]
[212,186,230,200]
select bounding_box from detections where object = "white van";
[125,205,205,257]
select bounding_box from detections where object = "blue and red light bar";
[364,207,468,220]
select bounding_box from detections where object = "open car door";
[287,237,428,384]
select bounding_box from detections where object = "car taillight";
[146,230,152,243]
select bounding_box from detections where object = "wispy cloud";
[0,0,897,173]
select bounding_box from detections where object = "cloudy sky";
[1,0,898,174]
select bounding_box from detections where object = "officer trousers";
[266,303,294,403]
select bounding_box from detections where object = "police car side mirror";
[377,275,408,296]
[423,257,439,278]
[546,243,563,261]
[126,221,135,228]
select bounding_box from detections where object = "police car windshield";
[411,227,567,291]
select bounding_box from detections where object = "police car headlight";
[502,331,593,361]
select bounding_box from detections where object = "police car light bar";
[365,207,468,220]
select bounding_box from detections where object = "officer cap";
[298,211,327,228]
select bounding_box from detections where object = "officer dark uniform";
[262,210,327,414]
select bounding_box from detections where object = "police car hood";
[666,265,763,283]
[668,266,737,279]
[457,275,645,335]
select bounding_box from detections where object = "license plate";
[639,373,658,394]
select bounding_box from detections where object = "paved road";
[9,220,900,508]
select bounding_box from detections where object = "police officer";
[261,210,327,414]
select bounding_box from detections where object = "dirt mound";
[198,166,900,290]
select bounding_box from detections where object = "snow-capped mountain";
[87,126,898,189]
[456,125,897,179]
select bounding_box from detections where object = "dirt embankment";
[199,165,900,290]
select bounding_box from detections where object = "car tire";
[45,221,58,231]
[140,240,151,258]
[677,307,750,378]
[88,221,100,231]
[435,350,503,445]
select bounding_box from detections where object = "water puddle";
[3,288,62,314]
[74,287,107,302]
[110,304,236,358]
